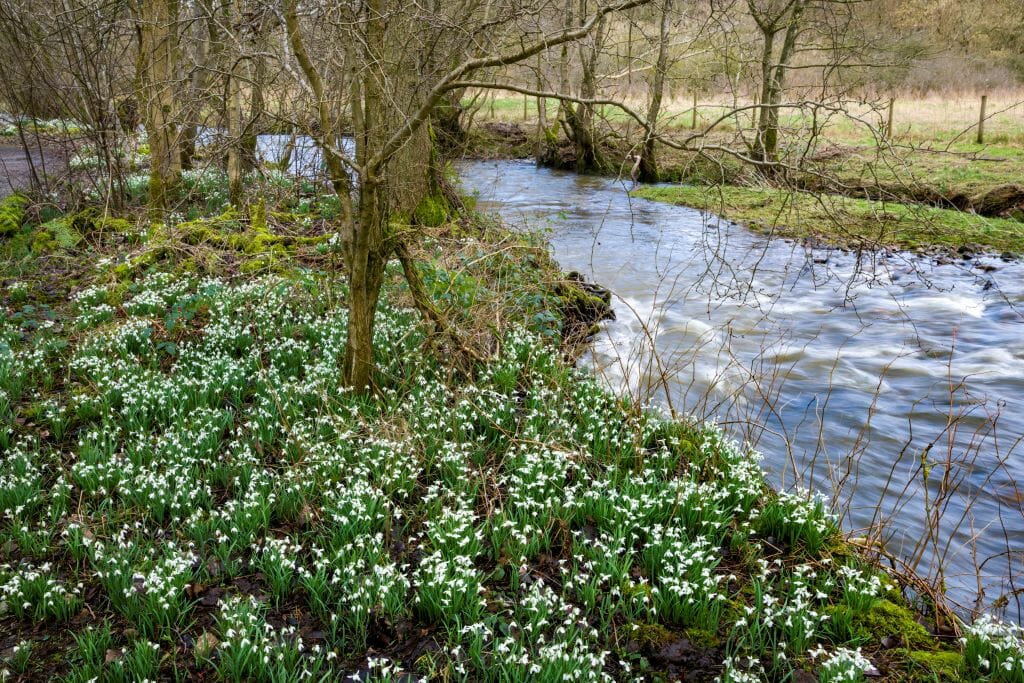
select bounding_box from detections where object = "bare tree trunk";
[243,49,265,168]
[343,0,391,391]
[433,89,466,156]
[638,0,671,182]
[565,0,607,173]
[226,53,243,206]
[751,0,805,165]
[137,0,182,212]
[535,53,547,159]
[179,2,209,170]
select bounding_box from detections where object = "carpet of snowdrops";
[2,245,1023,681]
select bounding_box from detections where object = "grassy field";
[3,173,1022,681]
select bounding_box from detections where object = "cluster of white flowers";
[414,550,485,623]
[716,655,767,683]
[0,561,82,621]
[217,594,335,680]
[0,440,43,521]
[963,614,1024,679]
[810,645,873,682]
[90,532,195,636]
[837,564,888,611]
[646,530,727,626]
[424,496,485,558]
[493,445,575,563]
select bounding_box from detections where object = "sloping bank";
[0,187,1022,682]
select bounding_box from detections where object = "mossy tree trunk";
[226,39,244,206]
[432,90,467,157]
[225,0,268,208]
[179,2,210,171]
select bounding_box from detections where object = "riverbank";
[1,178,1021,681]
[465,114,1024,257]
[632,184,1024,257]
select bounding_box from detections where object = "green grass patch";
[634,184,1024,254]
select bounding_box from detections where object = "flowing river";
[458,159,1024,622]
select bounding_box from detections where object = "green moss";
[37,218,83,250]
[239,255,290,275]
[113,263,133,281]
[250,198,268,233]
[95,217,134,233]
[30,217,82,253]
[0,193,30,235]
[629,622,677,648]
[682,627,719,648]
[179,209,243,246]
[242,232,284,255]
[414,194,449,228]
[853,599,932,649]
[901,650,964,682]
[29,229,53,253]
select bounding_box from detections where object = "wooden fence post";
[886,97,895,140]
[691,91,698,129]
[977,94,987,144]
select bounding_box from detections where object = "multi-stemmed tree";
[279,0,652,389]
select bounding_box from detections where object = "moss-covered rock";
[554,271,615,342]
[628,622,677,648]
[854,599,932,649]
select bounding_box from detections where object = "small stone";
[105,648,122,664]
[297,504,317,526]
[194,632,219,659]
[200,588,221,607]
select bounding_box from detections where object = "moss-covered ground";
[1,174,1021,682]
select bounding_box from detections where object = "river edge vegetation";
[2,168,1024,681]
